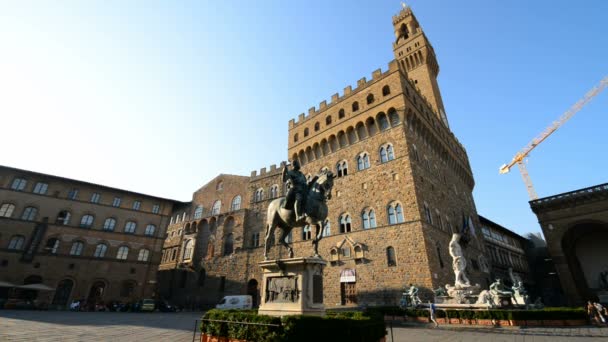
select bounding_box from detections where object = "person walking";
[429,301,439,328]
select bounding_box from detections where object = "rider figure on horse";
[282,160,310,221]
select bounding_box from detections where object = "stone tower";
[392,5,448,127]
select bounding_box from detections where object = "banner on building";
[340,269,356,283]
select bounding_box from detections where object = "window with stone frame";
[8,235,26,250]
[116,246,129,260]
[11,178,27,191]
[69,241,84,256]
[339,108,345,119]
[252,232,260,247]
[45,238,60,254]
[302,225,312,240]
[132,200,141,211]
[21,206,38,221]
[33,182,48,195]
[112,197,122,207]
[94,244,108,258]
[103,218,117,231]
[194,205,204,219]
[144,224,156,236]
[339,214,351,233]
[0,203,16,218]
[322,221,331,237]
[212,200,221,215]
[362,208,377,229]
[357,153,370,171]
[387,202,404,224]
[380,144,395,163]
[336,161,348,177]
[90,192,101,204]
[382,85,391,96]
[124,221,137,234]
[231,196,241,211]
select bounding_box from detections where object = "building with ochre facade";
[157,6,491,309]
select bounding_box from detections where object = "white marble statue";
[406,284,421,307]
[449,233,471,288]
[511,281,528,305]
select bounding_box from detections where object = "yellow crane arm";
[499,76,608,175]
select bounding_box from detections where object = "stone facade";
[0,165,181,309]
[478,215,531,288]
[530,183,608,305]
[157,7,490,310]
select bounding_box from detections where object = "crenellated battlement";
[250,161,287,180]
[392,5,413,25]
[288,60,399,129]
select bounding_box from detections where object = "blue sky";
[1,1,606,237]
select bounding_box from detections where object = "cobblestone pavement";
[0,310,203,342]
[2,311,608,342]
[387,322,608,342]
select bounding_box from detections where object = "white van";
[215,295,253,310]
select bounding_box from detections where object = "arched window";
[339,108,345,119]
[339,214,351,233]
[336,161,348,177]
[56,210,71,225]
[0,203,16,218]
[322,221,331,237]
[10,178,27,191]
[377,113,389,131]
[362,209,377,229]
[357,153,370,171]
[45,238,59,254]
[270,185,279,199]
[380,144,395,163]
[21,206,38,221]
[352,101,359,112]
[386,246,397,266]
[216,181,223,191]
[144,224,156,236]
[183,240,193,260]
[304,128,309,137]
[294,133,299,142]
[302,225,312,240]
[194,205,204,219]
[314,122,320,131]
[124,221,137,234]
[223,234,234,255]
[103,218,117,231]
[231,196,241,211]
[116,246,129,260]
[388,202,404,224]
[382,85,391,96]
[388,109,400,126]
[212,200,221,215]
[255,188,264,202]
[94,243,108,258]
[138,249,150,262]
[326,116,332,125]
[366,94,374,104]
[79,214,94,228]
[69,241,84,256]
[8,235,25,250]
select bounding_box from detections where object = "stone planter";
[461,319,474,325]
[449,318,460,324]
[497,320,511,326]
[542,320,565,326]
[416,317,430,323]
[436,318,448,324]
[475,319,494,326]
[564,319,588,326]
[509,320,526,326]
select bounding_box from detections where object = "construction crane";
[499,76,608,200]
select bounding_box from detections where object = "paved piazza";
[1,311,608,341]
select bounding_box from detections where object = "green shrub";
[200,309,386,342]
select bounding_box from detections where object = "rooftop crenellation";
[250,161,287,179]
[289,60,399,129]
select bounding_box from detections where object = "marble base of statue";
[258,257,326,317]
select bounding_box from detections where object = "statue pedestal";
[258,257,326,317]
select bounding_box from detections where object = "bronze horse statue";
[264,170,335,260]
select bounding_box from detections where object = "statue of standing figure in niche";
[448,233,471,288]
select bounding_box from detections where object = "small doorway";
[87,281,106,310]
[340,282,357,305]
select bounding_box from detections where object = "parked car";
[215,295,252,310]
[157,300,176,312]
[140,299,156,312]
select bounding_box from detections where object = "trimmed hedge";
[200,309,386,342]
[367,306,587,321]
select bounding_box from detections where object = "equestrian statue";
[264,160,335,260]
